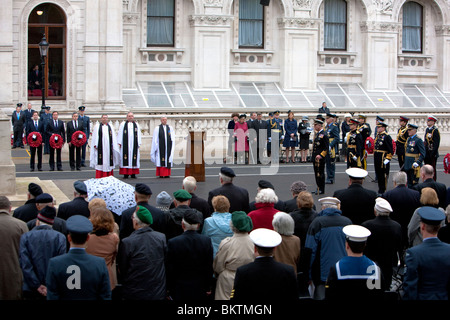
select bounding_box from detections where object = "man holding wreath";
[26,111,44,172]
[66,112,85,171]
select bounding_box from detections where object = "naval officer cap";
[345,168,368,179]
[220,166,236,178]
[249,228,282,248]
[74,180,87,195]
[377,122,388,128]
[376,115,385,121]
[427,115,437,122]
[314,119,324,125]
[343,225,371,242]
[35,193,53,204]
[66,215,93,234]
[417,206,445,225]
[408,123,418,129]
[318,197,341,206]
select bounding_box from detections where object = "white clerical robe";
[150,124,175,168]
[90,122,120,173]
[117,121,141,169]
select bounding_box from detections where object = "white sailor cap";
[345,168,368,179]
[249,228,282,248]
[375,197,392,213]
[343,225,371,242]
[318,197,341,206]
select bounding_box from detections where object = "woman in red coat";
[248,188,280,230]
[233,114,249,164]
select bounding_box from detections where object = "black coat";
[189,194,211,219]
[333,183,377,225]
[66,120,84,144]
[11,111,26,130]
[231,256,298,301]
[413,178,447,209]
[13,199,39,223]
[208,183,250,213]
[119,202,167,240]
[46,119,66,143]
[26,119,45,137]
[57,197,90,220]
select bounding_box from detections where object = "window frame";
[401,1,423,54]
[323,0,348,51]
[146,0,175,48]
[238,0,265,49]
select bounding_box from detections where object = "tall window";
[28,3,66,100]
[402,2,423,53]
[147,0,174,46]
[239,0,264,48]
[324,0,347,50]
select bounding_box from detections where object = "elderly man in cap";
[57,181,90,220]
[333,168,378,225]
[46,215,111,300]
[362,198,402,289]
[325,225,384,300]
[403,206,450,300]
[311,119,329,195]
[230,228,298,300]
[118,206,167,300]
[424,115,440,181]
[13,182,43,223]
[208,167,250,213]
[119,183,166,240]
[249,179,285,212]
[167,210,214,300]
[304,197,352,300]
[403,123,426,188]
[26,193,67,236]
[396,116,409,169]
[19,206,66,300]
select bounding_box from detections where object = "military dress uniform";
[373,123,393,194]
[424,116,440,181]
[396,116,409,169]
[78,106,90,167]
[357,115,372,170]
[267,113,283,162]
[312,121,329,194]
[40,107,52,154]
[346,119,364,168]
[325,115,340,184]
[403,124,426,188]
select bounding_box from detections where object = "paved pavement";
[9,146,450,212]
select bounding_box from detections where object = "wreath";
[444,153,450,174]
[365,137,375,154]
[27,132,43,148]
[50,134,64,149]
[71,131,87,147]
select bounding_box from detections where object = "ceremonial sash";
[122,122,138,167]
[98,124,114,166]
[159,124,172,168]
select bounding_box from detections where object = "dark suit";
[208,183,250,214]
[414,178,447,209]
[312,129,329,194]
[166,230,213,300]
[403,238,450,300]
[26,120,45,171]
[78,114,90,165]
[57,197,90,220]
[231,256,298,300]
[119,202,167,240]
[66,120,84,170]
[189,193,211,220]
[46,119,65,170]
[46,248,111,300]
[424,125,440,180]
[333,183,377,225]
[11,111,26,148]
[248,119,268,164]
[24,108,35,125]
[13,199,39,223]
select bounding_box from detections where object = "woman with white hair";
[248,188,280,230]
[272,212,300,275]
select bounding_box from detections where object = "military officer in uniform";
[325,113,339,184]
[78,106,90,167]
[357,114,371,170]
[312,119,329,195]
[403,123,426,188]
[396,116,409,169]
[424,115,440,181]
[373,122,393,195]
[346,118,364,168]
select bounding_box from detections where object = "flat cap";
[343,225,371,242]
[173,189,192,201]
[318,197,341,206]
[375,197,392,213]
[37,206,56,225]
[231,211,253,232]
[417,206,445,225]
[28,183,43,197]
[258,180,274,190]
[183,209,202,225]
[74,180,87,195]
[35,193,53,204]
[135,183,152,195]
[345,168,368,179]
[66,215,93,234]
[249,228,282,248]
[136,205,153,225]
[220,166,235,178]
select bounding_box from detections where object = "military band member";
[312,119,329,195]
[424,115,440,181]
[346,118,364,168]
[357,114,371,170]
[373,122,393,195]
[325,113,339,184]
[396,116,409,169]
[403,123,426,188]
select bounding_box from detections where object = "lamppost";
[39,34,49,108]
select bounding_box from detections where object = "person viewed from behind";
[272,212,300,275]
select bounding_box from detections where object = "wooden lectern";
[185,130,206,182]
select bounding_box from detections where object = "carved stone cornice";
[373,0,394,13]
[277,17,320,29]
[435,25,450,36]
[293,0,312,10]
[360,21,401,33]
[189,15,234,27]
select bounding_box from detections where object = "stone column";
[0,0,13,108]
[189,14,233,90]
[0,111,16,195]
[436,25,450,92]
[278,18,319,90]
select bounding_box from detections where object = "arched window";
[28,3,66,100]
[324,0,347,50]
[239,0,264,48]
[147,0,175,46]
[402,1,423,53]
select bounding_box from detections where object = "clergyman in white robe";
[90,118,120,178]
[117,118,142,178]
[150,117,174,178]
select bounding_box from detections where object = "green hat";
[136,205,153,225]
[173,189,192,201]
[231,211,253,232]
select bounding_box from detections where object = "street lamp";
[39,34,49,108]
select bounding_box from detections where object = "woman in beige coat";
[213,211,254,300]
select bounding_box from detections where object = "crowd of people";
[1,162,450,301]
